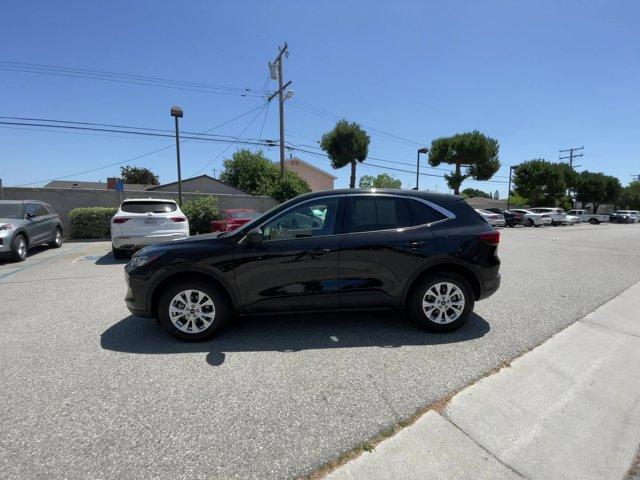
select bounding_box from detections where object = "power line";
[559,146,584,169]
[12,103,268,187]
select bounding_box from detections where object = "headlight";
[0,224,15,231]
[128,254,160,268]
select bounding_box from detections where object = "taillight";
[477,230,500,246]
[170,217,186,222]
[112,217,130,224]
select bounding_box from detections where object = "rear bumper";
[478,272,501,300]
[112,232,188,249]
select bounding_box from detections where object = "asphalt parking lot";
[2,224,640,480]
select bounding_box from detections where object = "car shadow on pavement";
[100,311,490,367]
[0,244,51,265]
[95,252,129,265]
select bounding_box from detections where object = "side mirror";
[246,227,264,244]
[25,212,36,219]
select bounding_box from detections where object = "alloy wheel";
[17,238,27,259]
[55,230,62,246]
[422,282,466,324]
[168,289,216,334]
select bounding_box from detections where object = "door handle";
[407,240,429,248]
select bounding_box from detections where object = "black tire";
[112,246,129,259]
[11,234,28,262]
[589,218,599,225]
[407,272,475,332]
[526,218,534,227]
[158,281,230,341]
[49,227,63,248]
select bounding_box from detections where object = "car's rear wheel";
[408,273,474,332]
[11,234,28,262]
[158,281,230,341]
[589,218,599,225]
[112,246,129,259]
[49,228,63,248]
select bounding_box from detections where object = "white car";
[614,210,639,223]
[565,214,581,225]
[510,209,553,227]
[111,198,189,258]
[528,207,568,226]
[475,209,506,227]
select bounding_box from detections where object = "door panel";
[232,197,343,313]
[24,204,49,244]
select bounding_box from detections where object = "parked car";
[609,210,639,224]
[210,209,262,233]
[485,208,524,227]
[111,198,189,259]
[0,200,63,262]
[529,207,568,226]
[510,208,553,227]
[565,214,581,225]
[124,190,501,340]
[475,209,506,227]
[566,209,610,225]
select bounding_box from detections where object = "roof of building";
[44,180,151,191]
[284,158,338,179]
[145,174,248,194]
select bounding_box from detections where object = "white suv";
[111,198,189,258]
[529,207,568,226]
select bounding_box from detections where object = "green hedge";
[69,207,117,239]
[182,196,220,235]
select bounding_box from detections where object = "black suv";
[124,190,500,340]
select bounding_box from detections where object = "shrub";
[69,207,117,239]
[507,194,528,207]
[181,196,220,235]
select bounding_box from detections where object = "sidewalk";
[325,281,640,480]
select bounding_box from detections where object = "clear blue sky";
[1,0,638,195]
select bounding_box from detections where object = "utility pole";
[415,147,429,190]
[170,106,184,206]
[559,146,583,169]
[507,165,519,210]
[272,43,289,178]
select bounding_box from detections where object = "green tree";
[320,120,370,188]
[219,149,311,202]
[620,181,640,209]
[428,130,500,195]
[574,171,618,213]
[513,159,566,206]
[359,173,402,189]
[120,166,160,185]
[460,188,491,198]
[181,196,219,235]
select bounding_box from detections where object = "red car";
[210,209,261,232]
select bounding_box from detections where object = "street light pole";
[415,147,429,190]
[171,106,184,206]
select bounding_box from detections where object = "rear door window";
[348,196,411,233]
[34,204,50,216]
[121,201,177,213]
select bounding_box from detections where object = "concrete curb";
[325,281,640,480]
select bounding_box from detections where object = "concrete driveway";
[1,224,640,479]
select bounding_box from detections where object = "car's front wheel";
[158,282,230,341]
[526,218,534,227]
[11,234,28,262]
[408,273,474,332]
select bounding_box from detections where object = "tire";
[11,234,28,262]
[49,228,63,248]
[589,218,599,225]
[112,246,129,259]
[158,281,230,341]
[526,218,534,227]
[407,272,475,332]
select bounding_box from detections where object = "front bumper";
[112,232,188,249]
[124,269,154,318]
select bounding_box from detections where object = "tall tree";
[428,130,500,195]
[574,171,617,213]
[620,181,640,209]
[460,188,491,199]
[320,120,370,188]
[359,173,402,189]
[513,159,566,206]
[120,166,159,185]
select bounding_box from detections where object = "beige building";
[284,157,336,192]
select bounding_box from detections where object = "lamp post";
[170,106,183,206]
[507,164,519,210]
[415,147,429,190]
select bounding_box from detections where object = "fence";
[0,187,279,233]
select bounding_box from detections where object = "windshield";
[0,204,23,218]
[121,201,177,213]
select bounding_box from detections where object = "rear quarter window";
[408,199,447,225]
[121,201,177,213]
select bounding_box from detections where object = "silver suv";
[0,200,63,261]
